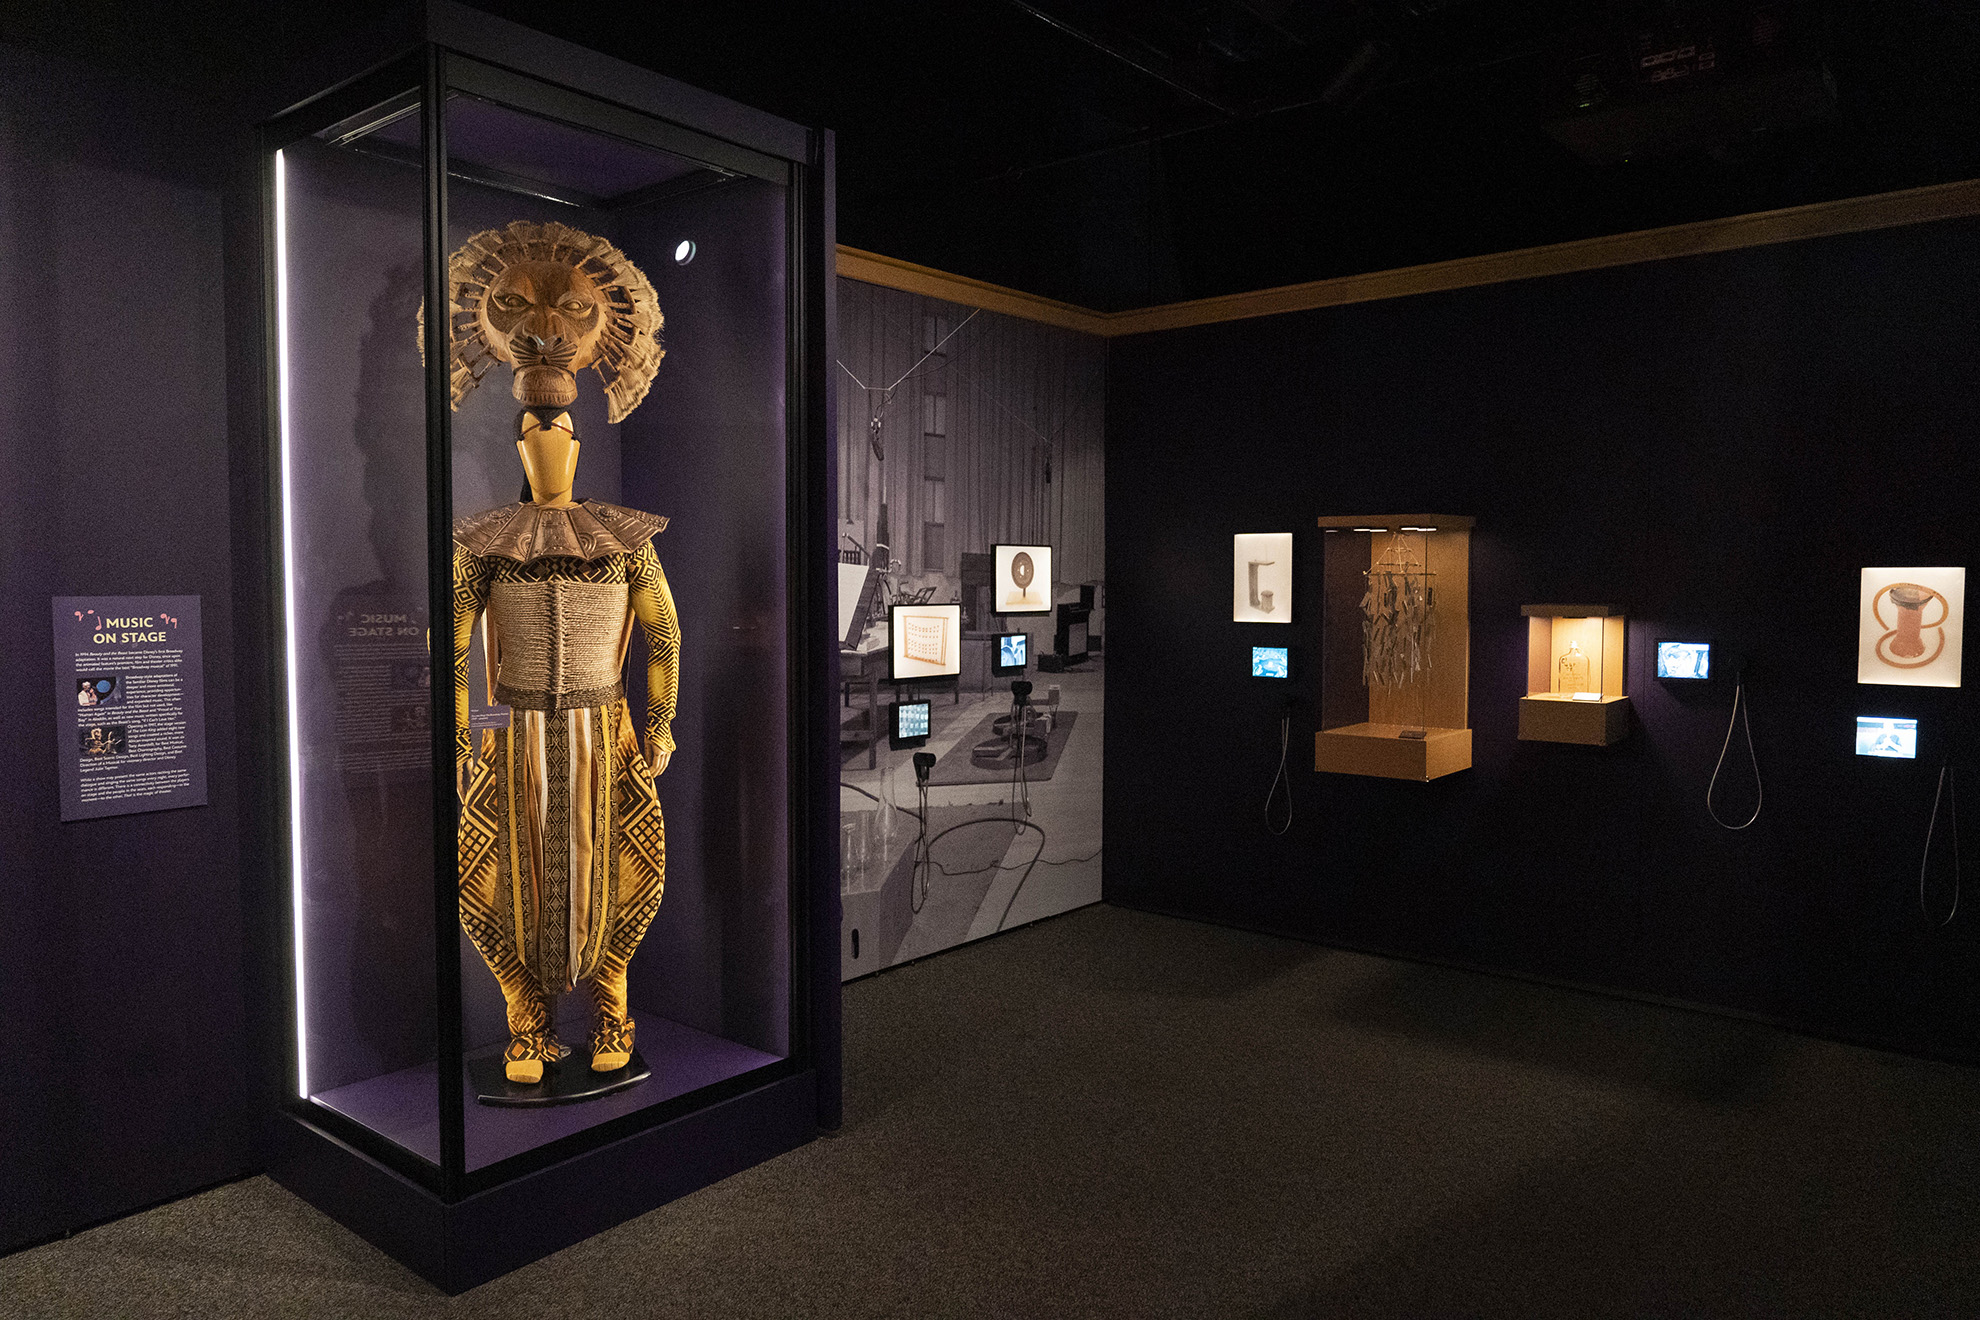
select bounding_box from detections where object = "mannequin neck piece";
[518,411,579,509]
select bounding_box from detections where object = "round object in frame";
[1011,551,1034,591]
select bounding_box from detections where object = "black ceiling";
[11,0,1980,311]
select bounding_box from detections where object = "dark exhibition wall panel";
[1105,216,1980,1062]
[0,47,251,1250]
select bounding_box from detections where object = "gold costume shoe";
[590,1014,635,1073]
[504,1029,564,1085]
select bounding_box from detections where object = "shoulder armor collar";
[453,500,668,564]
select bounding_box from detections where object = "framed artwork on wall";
[1858,567,1964,688]
[992,544,1052,616]
[1233,533,1292,623]
[890,604,962,680]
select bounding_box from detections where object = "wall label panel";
[51,594,207,821]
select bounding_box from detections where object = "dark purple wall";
[616,177,794,1058]
[1105,217,1980,1062]
[0,47,251,1250]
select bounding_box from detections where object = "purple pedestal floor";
[312,1011,782,1171]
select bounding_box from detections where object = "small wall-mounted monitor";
[993,632,1028,677]
[890,604,962,680]
[1856,716,1918,760]
[992,544,1053,616]
[891,700,932,749]
[1252,646,1290,679]
[1656,640,1712,680]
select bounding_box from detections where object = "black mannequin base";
[471,1049,650,1107]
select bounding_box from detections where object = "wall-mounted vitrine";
[1314,515,1473,782]
[1518,605,1630,745]
[251,2,836,1291]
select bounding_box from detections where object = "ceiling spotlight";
[674,239,696,265]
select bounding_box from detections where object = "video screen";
[1252,646,1290,679]
[889,604,961,680]
[1856,716,1918,760]
[993,632,1027,676]
[1656,641,1711,680]
[892,701,931,742]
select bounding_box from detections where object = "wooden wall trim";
[1106,177,1980,335]
[835,177,1980,339]
[833,247,1111,336]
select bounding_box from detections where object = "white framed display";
[1233,533,1293,623]
[992,544,1052,616]
[1858,566,1964,688]
[890,603,962,680]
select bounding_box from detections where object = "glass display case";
[1314,515,1473,781]
[1519,605,1631,744]
[253,4,833,1290]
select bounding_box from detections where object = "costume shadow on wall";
[323,261,434,1077]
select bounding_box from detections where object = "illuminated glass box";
[249,2,835,1291]
[1313,515,1473,782]
[1519,605,1630,745]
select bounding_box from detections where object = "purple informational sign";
[52,595,207,822]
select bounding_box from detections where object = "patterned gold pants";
[458,697,666,1067]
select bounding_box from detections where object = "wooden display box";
[1315,724,1473,782]
[1518,605,1631,746]
[1313,515,1473,782]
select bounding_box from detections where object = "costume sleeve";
[628,542,680,757]
[453,543,491,770]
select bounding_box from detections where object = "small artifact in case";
[1519,605,1630,744]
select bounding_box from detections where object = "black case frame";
[242,2,839,1290]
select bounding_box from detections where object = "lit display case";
[1518,605,1630,745]
[1314,515,1473,782]
[250,4,834,1290]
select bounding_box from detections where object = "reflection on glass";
[278,123,439,1141]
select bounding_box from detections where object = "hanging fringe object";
[1361,533,1436,690]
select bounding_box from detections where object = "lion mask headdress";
[423,220,665,424]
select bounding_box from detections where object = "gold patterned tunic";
[452,499,679,1069]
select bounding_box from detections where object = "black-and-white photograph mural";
[837,278,1104,980]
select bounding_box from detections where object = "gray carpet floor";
[8,904,1980,1318]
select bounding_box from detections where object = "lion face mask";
[427,220,665,423]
